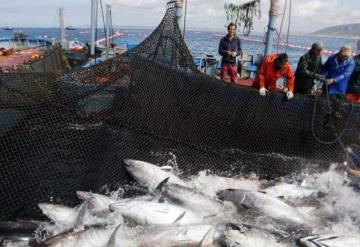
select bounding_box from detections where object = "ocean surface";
[1,27,358,68]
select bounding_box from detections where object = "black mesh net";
[1,1,360,221]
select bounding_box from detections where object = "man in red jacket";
[256,53,295,100]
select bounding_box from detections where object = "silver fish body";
[36,227,113,247]
[109,201,203,225]
[76,191,117,216]
[223,224,286,247]
[110,225,220,247]
[217,189,308,224]
[263,183,317,200]
[38,203,78,228]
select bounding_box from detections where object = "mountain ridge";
[312,23,360,38]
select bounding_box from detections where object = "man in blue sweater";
[322,45,356,99]
[218,22,242,83]
[322,45,355,128]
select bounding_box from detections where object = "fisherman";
[218,22,242,83]
[346,42,360,103]
[321,45,355,98]
[294,42,324,95]
[256,53,295,100]
[321,45,355,128]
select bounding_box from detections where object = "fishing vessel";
[65,25,76,30]
[0,32,55,71]
[4,26,13,31]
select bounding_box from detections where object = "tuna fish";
[109,200,203,225]
[190,171,262,197]
[123,159,188,191]
[35,224,219,247]
[33,226,114,247]
[217,189,309,225]
[38,203,80,228]
[223,224,287,247]
[76,191,117,216]
[158,180,233,217]
[262,183,318,200]
[108,224,219,247]
[297,234,360,247]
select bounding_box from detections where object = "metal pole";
[182,0,188,39]
[105,4,111,59]
[90,0,98,65]
[175,0,184,36]
[264,0,281,56]
[59,7,67,49]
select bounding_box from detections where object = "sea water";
[35,155,360,247]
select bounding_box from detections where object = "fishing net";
[0,0,360,221]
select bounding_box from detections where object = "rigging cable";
[276,0,287,54]
[285,0,292,53]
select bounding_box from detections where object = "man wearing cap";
[295,42,324,95]
[322,45,356,98]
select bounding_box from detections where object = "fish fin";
[106,224,122,247]
[199,226,215,247]
[73,202,87,232]
[172,211,186,224]
[155,177,170,192]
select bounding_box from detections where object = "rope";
[285,0,292,53]
[311,84,354,146]
[99,0,107,41]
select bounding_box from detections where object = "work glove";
[259,87,268,96]
[286,91,294,100]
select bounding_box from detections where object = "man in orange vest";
[256,53,295,100]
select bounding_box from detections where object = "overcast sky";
[1,0,359,33]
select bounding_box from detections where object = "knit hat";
[311,42,323,50]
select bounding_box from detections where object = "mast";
[58,7,67,49]
[90,0,98,65]
[105,4,111,59]
[175,0,184,36]
[264,0,281,56]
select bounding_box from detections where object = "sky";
[1,0,359,33]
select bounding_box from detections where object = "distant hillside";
[312,23,360,38]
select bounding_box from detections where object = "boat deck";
[0,48,44,71]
